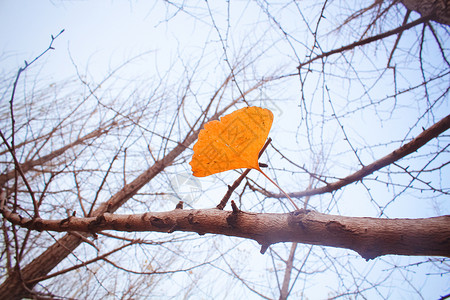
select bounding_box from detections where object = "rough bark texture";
[1,115,448,298]
[0,132,200,299]
[3,208,450,261]
[401,0,450,25]
[0,93,243,298]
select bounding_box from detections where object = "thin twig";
[387,10,411,68]
[2,29,65,218]
[253,114,450,199]
[298,16,431,69]
[216,137,272,210]
[0,130,39,217]
[26,241,137,285]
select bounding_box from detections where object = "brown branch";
[257,114,450,199]
[26,241,137,285]
[0,120,118,187]
[0,76,279,299]
[400,0,450,25]
[9,30,65,112]
[1,207,449,260]
[298,15,432,69]
[279,242,297,300]
[0,130,39,217]
[387,10,411,68]
[216,137,272,210]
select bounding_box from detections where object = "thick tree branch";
[2,206,449,261]
[0,76,275,299]
[254,114,450,199]
[401,0,450,26]
[298,15,432,69]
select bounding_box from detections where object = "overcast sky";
[1,1,448,298]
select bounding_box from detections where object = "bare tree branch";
[298,15,431,69]
[2,206,449,260]
[252,114,450,199]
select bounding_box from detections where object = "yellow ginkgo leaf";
[189,106,299,210]
[190,106,273,177]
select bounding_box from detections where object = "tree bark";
[1,114,448,298]
[3,207,450,261]
[401,0,450,26]
[0,135,198,298]
[0,80,247,298]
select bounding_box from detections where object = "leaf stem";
[258,169,300,210]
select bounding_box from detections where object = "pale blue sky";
[1,1,448,298]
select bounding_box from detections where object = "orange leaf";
[190,106,273,177]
